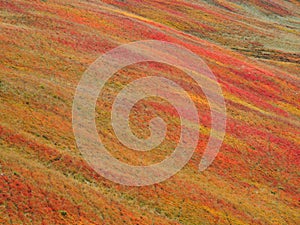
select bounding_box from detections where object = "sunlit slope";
[0,0,299,224]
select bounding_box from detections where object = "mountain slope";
[0,0,299,224]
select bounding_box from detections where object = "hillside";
[0,0,299,224]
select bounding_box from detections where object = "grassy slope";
[0,0,299,224]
